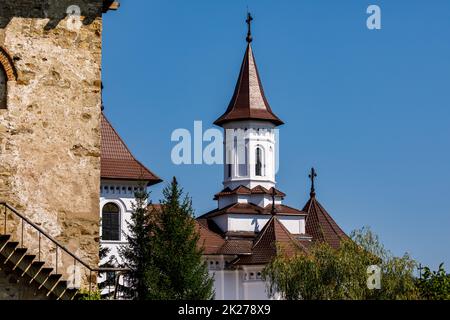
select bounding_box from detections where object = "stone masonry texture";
[0,0,105,292]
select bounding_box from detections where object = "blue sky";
[102,0,450,269]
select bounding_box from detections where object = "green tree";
[417,263,450,300]
[263,227,419,300]
[98,245,119,298]
[146,177,214,300]
[119,183,155,300]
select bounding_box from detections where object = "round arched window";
[102,203,120,241]
[255,147,264,176]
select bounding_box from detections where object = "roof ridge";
[272,217,308,252]
[313,198,347,239]
[102,113,135,158]
[101,113,161,183]
[251,215,276,249]
[227,44,249,119]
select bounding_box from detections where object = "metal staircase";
[0,202,127,300]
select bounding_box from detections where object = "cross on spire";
[271,188,277,215]
[246,12,253,43]
[309,167,317,198]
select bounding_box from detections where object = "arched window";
[227,150,232,178]
[255,147,263,176]
[0,65,6,109]
[238,139,248,177]
[102,203,120,241]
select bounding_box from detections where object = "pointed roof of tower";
[234,216,308,265]
[303,168,348,249]
[214,15,283,127]
[303,169,348,249]
[303,197,348,249]
[101,113,162,185]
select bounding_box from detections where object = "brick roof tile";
[101,113,161,185]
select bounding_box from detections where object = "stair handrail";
[0,200,129,298]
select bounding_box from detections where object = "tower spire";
[214,12,284,127]
[309,168,317,198]
[246,12,253,43]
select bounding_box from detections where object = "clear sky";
[102,0,450,269]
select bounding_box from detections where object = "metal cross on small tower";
[246,12,253,43]
[309,167,317,198]
[271,187,277,215]
[418,263,424,279]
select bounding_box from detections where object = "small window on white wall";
[255,147,264,176]
[227,150,232,178]
[102,203,120,241]
[238,140,248,177]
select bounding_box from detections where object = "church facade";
[99,113,161,263]
[97,14,348,301]
[195,14,348,300]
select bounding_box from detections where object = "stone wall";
[0,0,105,285]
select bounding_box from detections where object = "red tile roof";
[196,192,348,264]
[234,216,308,265]
[303,196,348,249]
[214,44,284,127]
[214,186,286,200]
[101,113,161,185]
[198,202,307,219]
[219,240,253,255]
[196,207,311,263]
[195,221,226,255]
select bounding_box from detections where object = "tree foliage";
[119,183,156,300]
[119,178,213,300]
[262,227,419,300]
[417,263,450,300]
[146,177,214,300]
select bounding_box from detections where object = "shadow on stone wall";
[0,0,113,29]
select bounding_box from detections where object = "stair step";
[0,235,11,251]
[24,261,45,280]
[8,248,28,268]
[16,254,36,273]
[61,288,79,301]
[41,273,62,293]
[1,241,19,261]
[52,280,68,299]
[34,267,53,286]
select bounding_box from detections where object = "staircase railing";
[0,201,129,299]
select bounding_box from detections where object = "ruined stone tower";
[0,1,118,297]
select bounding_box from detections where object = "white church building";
[195,14,348,300]
[99,112,161,262]
[98,14,348,300]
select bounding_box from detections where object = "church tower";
[214,13,284,210]
[197,13,348,300]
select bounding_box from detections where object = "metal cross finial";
[271,187,277,215]
[246,12,253,43]
[309,167,317,198]
[418,263,424,279]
